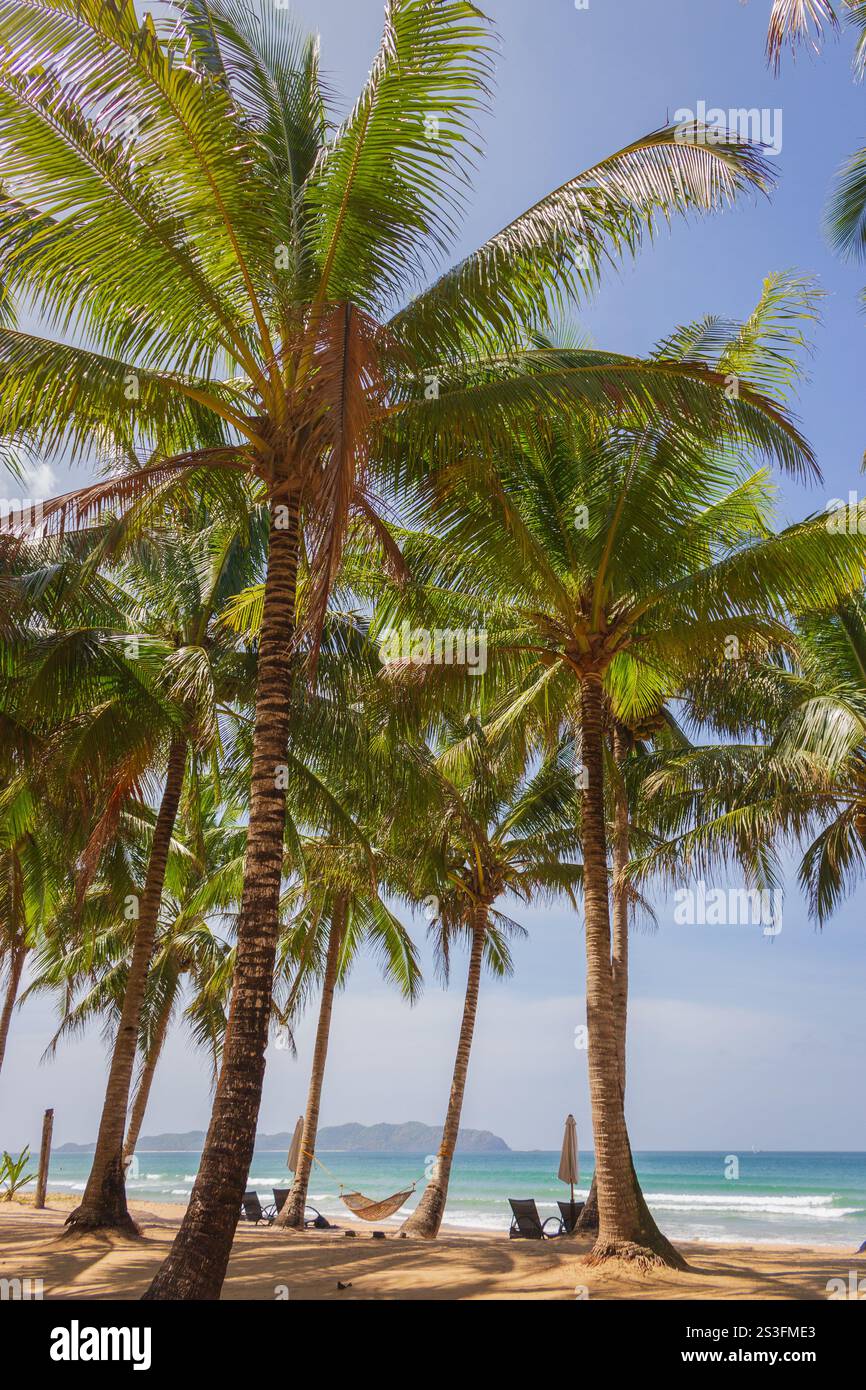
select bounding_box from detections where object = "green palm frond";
[826,142,866,267]
[393,124,776,359]
[307,0,493,314]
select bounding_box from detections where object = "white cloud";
[17,461,57,496]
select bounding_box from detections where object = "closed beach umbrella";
[558,1114,579,1205]
[286,1116,304,1173]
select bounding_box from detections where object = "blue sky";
[4,0,866,1154]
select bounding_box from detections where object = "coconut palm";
[273,833,421,1229]
[635,591,866,931]
[0,533,134,1083]
[567,712,670,1234]
[0,0,806,1295]
[1,535,187,1230]
[218,594,421,1227]
[0,511,259,1233]
[370,280,866,1264]
[782,600,866,915]
[386,722,581,1238]
[25,779,245,1167]
[0,539,94,1078]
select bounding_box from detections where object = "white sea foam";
[645,1191,836,1208]
[642,1192,857,1219]
[442,1212,511,1232]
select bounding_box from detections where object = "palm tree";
[0,532,135,1085]
[784,601,866,915]
[0,0,798,1296]
[25,779,244,1168]
[0,513,256,1232]
[394,723,581,1238]
[574,712,667,1234]
[767,3,866,298]
[637,592,866,928]
[274,835,420,1229]
[218,596,420,1228]
[0,551,79,1078]
[373,284,866,1265]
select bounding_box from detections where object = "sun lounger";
[508,1197,564,1239]
[240,1190,274,1224]
[557,1199,585,1233]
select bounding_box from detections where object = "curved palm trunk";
[122,989,175,1170]
[277,900,345,1229]
[65,735,188,1236]
[577,723,629,1237]
[0,943,26,1077]
[579,677,683,1269]
[145,494,301,1300]
[401,911,486,1239]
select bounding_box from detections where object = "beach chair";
[508,1198,563,1240]
[240,1190,275,1225]
[557,1199,585,1234]
[271,1188,338,1230]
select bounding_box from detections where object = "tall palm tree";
[373,287,866,1265]
[573,712,668,1234]
[395,725,581,1238]
[0,0,799,1296]
[0,542,87,1078]
[218,595,419,1228]
[1,513,256,1232]
[274,836,420,1229]
[26,780,244,1167]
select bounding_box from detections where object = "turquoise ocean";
[34,1150,866,1247]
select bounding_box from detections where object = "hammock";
[340,1187,416,1222]
[304,1149,417,1222]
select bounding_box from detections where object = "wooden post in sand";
[34,1108,53,1209]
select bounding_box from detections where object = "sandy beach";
[1,1195,861,1301]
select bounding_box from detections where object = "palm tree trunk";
[576,723,630,1237]
[611,723,630,1095]
[144,492,301,1299]
[401,908,487,1240]
[0,943,26,1077]
[65,734,188,1236]
[123,989,174,1169]
[277,899,345,1229]
[578,676,683,1269]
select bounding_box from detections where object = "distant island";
[56,1121,510,1155]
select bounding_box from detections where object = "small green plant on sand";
[1,1148,35,1200]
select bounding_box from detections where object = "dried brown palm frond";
[766,0,841,72]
